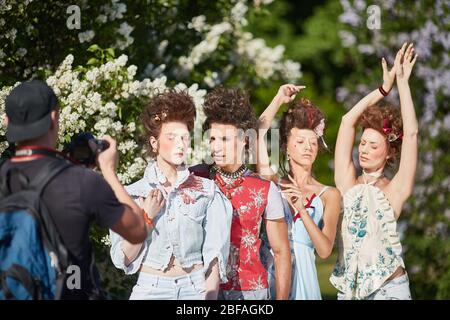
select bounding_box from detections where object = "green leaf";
[87,58,99,65]
[106,48,115,58]
[87,44,101,52]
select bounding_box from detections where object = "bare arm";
[390,43,419,218]
[98,136,147,244]
[257,84,305,180]
[335,90,381,194]
[335,44,406,194]
[204,258,220,300]
[280,179,341,259]
[266,218,291,300]
[301,190,341,259]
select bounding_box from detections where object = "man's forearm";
[274,250,291,300]
[102,169,142,214]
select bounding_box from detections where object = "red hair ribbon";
[382,118,403,142]
[382,118,392,134]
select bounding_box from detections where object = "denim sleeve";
[202,184,233,283]
[109,196,148,275]
[109,229,148,275]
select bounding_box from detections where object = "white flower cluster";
[179,22,232,72]
[100,0,127,21]
[253,0,274,7]
[188,15,207,32]
[1,53,209,184]
[0,85,13,154]
[78,30,95,43]
[237,31,301,81]
[178,0,301,84]
[100,234,112,247]
[115,22,134,50]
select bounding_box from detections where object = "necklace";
[211,164,247,180]
[211,164,247,199]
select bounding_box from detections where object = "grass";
[317,251,339,300]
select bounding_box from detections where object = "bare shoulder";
[322,186,341,201]
[321,187,342,212]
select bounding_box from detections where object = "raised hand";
[97,135,118,174]
[275,84,306,105]
[140,188,165,220]
[396,42,418,83]
[381,56,396,93]
[279,175,306,214]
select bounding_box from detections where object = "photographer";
[0,80,147,299]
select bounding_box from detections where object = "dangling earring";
[287,153,290,161]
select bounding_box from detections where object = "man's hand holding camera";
[95,135,118,176]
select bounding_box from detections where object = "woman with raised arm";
[330,43,418,300]
[257,85,341,300]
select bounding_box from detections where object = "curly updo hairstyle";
[202,87,258,133]
[358,103,403,166]
[280,98,327,153]
[140,89,196,158]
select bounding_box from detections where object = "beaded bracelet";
[379,85,389,97]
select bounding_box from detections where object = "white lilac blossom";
[188,15,207,32]
[0,54,208,184]
[100,0,127,21]
[178,21,232,72]
[253,0,274,7]
[177,1,301,84]
[1,0,302,181]
[115,22,134,50]
[231,1,249,25]
[78,30,95,43]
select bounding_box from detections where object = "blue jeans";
[129,269,206,300]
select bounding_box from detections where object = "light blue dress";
[267,186,329,300]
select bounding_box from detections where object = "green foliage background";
[1,0,448,299]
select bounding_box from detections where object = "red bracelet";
[143,210,154,227]
[379,85,389,97]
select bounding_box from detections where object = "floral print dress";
[330,180,406,299]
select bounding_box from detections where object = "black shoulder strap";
[0,158,11,197]
[29,159,72,195]
[0,158,72,198]
[0,156,7,169]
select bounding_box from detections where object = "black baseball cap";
[5,80,58,143]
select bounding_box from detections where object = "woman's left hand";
[396,42,418,83]
[279,175,306,214]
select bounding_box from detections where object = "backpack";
[0,158,72,299]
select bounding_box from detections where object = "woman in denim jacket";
[109,89,233,300]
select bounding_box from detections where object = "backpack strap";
[28,159,72,195]
[0,264,43,300]
[27,159,73,299]
[0,167,30,198]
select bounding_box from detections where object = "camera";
[64,132,109,166]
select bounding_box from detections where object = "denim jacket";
[109,162,233,283]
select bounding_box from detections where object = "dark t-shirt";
[0,157,124,299]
